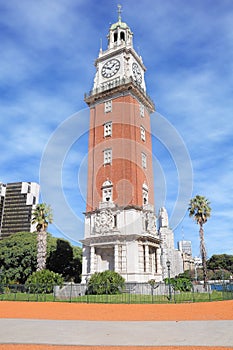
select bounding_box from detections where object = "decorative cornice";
[81,232,161,246]
[84,203,156,216]
[84,204,138,216]
[84,76,155,113]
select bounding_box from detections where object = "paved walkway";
[0,319,233,347]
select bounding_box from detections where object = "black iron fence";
[0,282,233,303]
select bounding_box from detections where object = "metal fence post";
[69,282,73,303]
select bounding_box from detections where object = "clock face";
[132,62,142,84]
[101,59,120,78]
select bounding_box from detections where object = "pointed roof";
[110,21,129,30]
[110,4,131,31]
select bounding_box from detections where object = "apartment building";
[0,182,40,239]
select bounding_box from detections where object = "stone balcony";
[84,76,155,112]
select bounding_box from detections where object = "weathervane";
[117,4,122,22]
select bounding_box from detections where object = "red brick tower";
[81,7,162,283]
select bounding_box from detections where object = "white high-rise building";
[178,240,192,256]
[0,182,40,239]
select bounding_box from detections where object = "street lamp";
[166,260,172,301]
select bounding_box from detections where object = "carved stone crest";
[95,209,114,234]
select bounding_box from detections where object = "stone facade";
[82,202,162,283]
[158,207,183,278]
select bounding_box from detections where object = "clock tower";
[81,7,162,283]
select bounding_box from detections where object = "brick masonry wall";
[86,94,155,211]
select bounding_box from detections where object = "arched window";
[120,31,125,41]
[114,32,118,42]
[102,180,113,202]
[142,182,148,205]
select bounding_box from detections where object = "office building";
[0,182,40,239]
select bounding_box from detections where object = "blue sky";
[1,0,233,258]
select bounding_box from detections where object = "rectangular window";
[104,121,112,137]
[103,188,112,202]
[143,245,146,272]
[140,104,145,117]
[141,152,147,169]
[114,215,117,228]
[104,148,112,165]
[140,126,146,141]
[105,100,112,113]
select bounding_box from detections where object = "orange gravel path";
[0,300,233,321]
[0,300,233,350]
[0,346,232,350]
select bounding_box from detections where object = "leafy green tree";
[0,231,57,284]
[0,231,37,284]
[188,195,211,289]
[31,203,53,271]
[178,270,192,280]
[0,231,81,284]
[208,269,230,280]
[71,246,82,283]
[87,271,125,295]
[207,254,233,274]
[25,269,63,293]
[47,239,82,282]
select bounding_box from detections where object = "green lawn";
[1,290,231,303]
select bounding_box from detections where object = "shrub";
[164,277,193,292]
[87,270,125,295]
[25,269,63,294]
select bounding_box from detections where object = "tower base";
[81,203,162,283]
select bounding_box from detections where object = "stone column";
[122,244,127,272]
[114,244,119,272]
[90,246,95,274]
[145,243,150,272]
[81,245,87,283]
[156,248,162,275]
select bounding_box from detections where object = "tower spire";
[117,4,122,22]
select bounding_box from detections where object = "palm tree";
[188,195,211,289]
[32,203,53,271]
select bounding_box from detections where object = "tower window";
[103,188,112,202]
[105,100,112,113]
[114,214,117,227]
[140,104,145,117]
[140,126,146,141]
[120,31,125,41]
[104,149,112,165]
[102,180,113,202]
[104,121,112,137]
[143,191,148,204]
[142,182,148,205]
[114,32,118,42]
[141,152,147,169]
